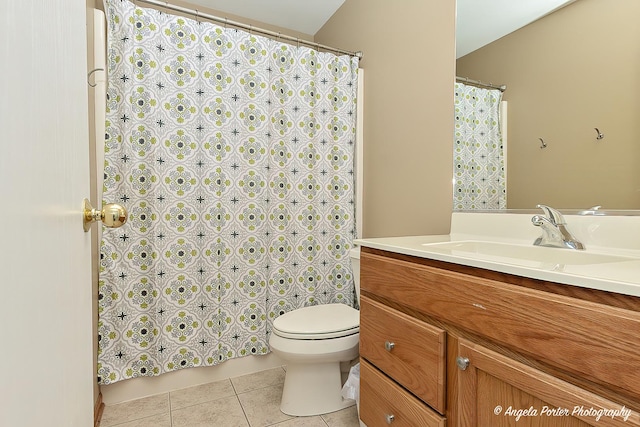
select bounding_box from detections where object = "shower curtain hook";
[87,68,104,87]
[538,138,547,149]
[195,9,199,23]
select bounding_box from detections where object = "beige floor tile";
[321,405,360,427]
[237,384,293,427]
[270,415,328,426]
[100,393,169,427]
[100,368,360,427]
[105,412,172,427]
[171,395,250,427]
[170,378,236,410]
[231,366,286,394]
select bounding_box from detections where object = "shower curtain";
[453,82,505,210]
[98,0,358,384]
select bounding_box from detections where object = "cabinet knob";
[385,414,395,424]
[384,341,395,351]
[456,356,470,370]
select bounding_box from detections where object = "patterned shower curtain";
[453,82,505,210]
[98,0,358,384]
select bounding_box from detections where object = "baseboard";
[94,391,104,427]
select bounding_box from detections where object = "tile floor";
[100,367,361,427]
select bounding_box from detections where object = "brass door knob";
[83,198,128,232]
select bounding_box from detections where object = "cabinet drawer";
[361,359,445,427]
[360,295,446,414]
[361,250,640,399]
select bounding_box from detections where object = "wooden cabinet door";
[456,339,640,427]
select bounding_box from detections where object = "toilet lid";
[272,304,360,339]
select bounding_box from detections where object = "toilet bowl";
[269,247,361,416]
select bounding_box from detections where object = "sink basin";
[420,240,635,268]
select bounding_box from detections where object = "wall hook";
[538,138,547,149]
[594,128,604,140]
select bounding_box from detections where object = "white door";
[0,1,94,426]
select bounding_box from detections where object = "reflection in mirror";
[455,0,640,210]
[453,81,506,211]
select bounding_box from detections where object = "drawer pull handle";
[456,356,470,370]
[384,341,395,351]
[385,414,395,424]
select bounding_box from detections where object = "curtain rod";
[134,0,363,59]
[456,76,506,92]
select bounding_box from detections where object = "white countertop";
[354,212,640,298]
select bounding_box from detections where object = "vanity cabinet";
[359,247,640,427]
[457,339,635,427]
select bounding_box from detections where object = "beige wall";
[457,0,640,209]
[316,0,455,237]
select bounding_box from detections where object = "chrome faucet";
[531,205,585,250]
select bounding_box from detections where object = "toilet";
[269,247,361,416]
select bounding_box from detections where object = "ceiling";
[180,0,574,56]
[455,0,575,58]
[183,0,346,35]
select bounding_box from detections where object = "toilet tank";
[349,246,361,305]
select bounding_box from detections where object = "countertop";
[354,212,640,298]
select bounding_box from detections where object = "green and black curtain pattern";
[454,82,505,210]
[98,0,359,384]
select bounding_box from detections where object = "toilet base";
[280,361,355,416]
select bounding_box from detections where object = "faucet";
[578,205,604,216]
[531,205,585,250]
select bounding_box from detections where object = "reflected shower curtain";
[98,0,358,384]
[453,82,505,210]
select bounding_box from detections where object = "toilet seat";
[272,303,359,340]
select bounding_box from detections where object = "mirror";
[455,0,640,210]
